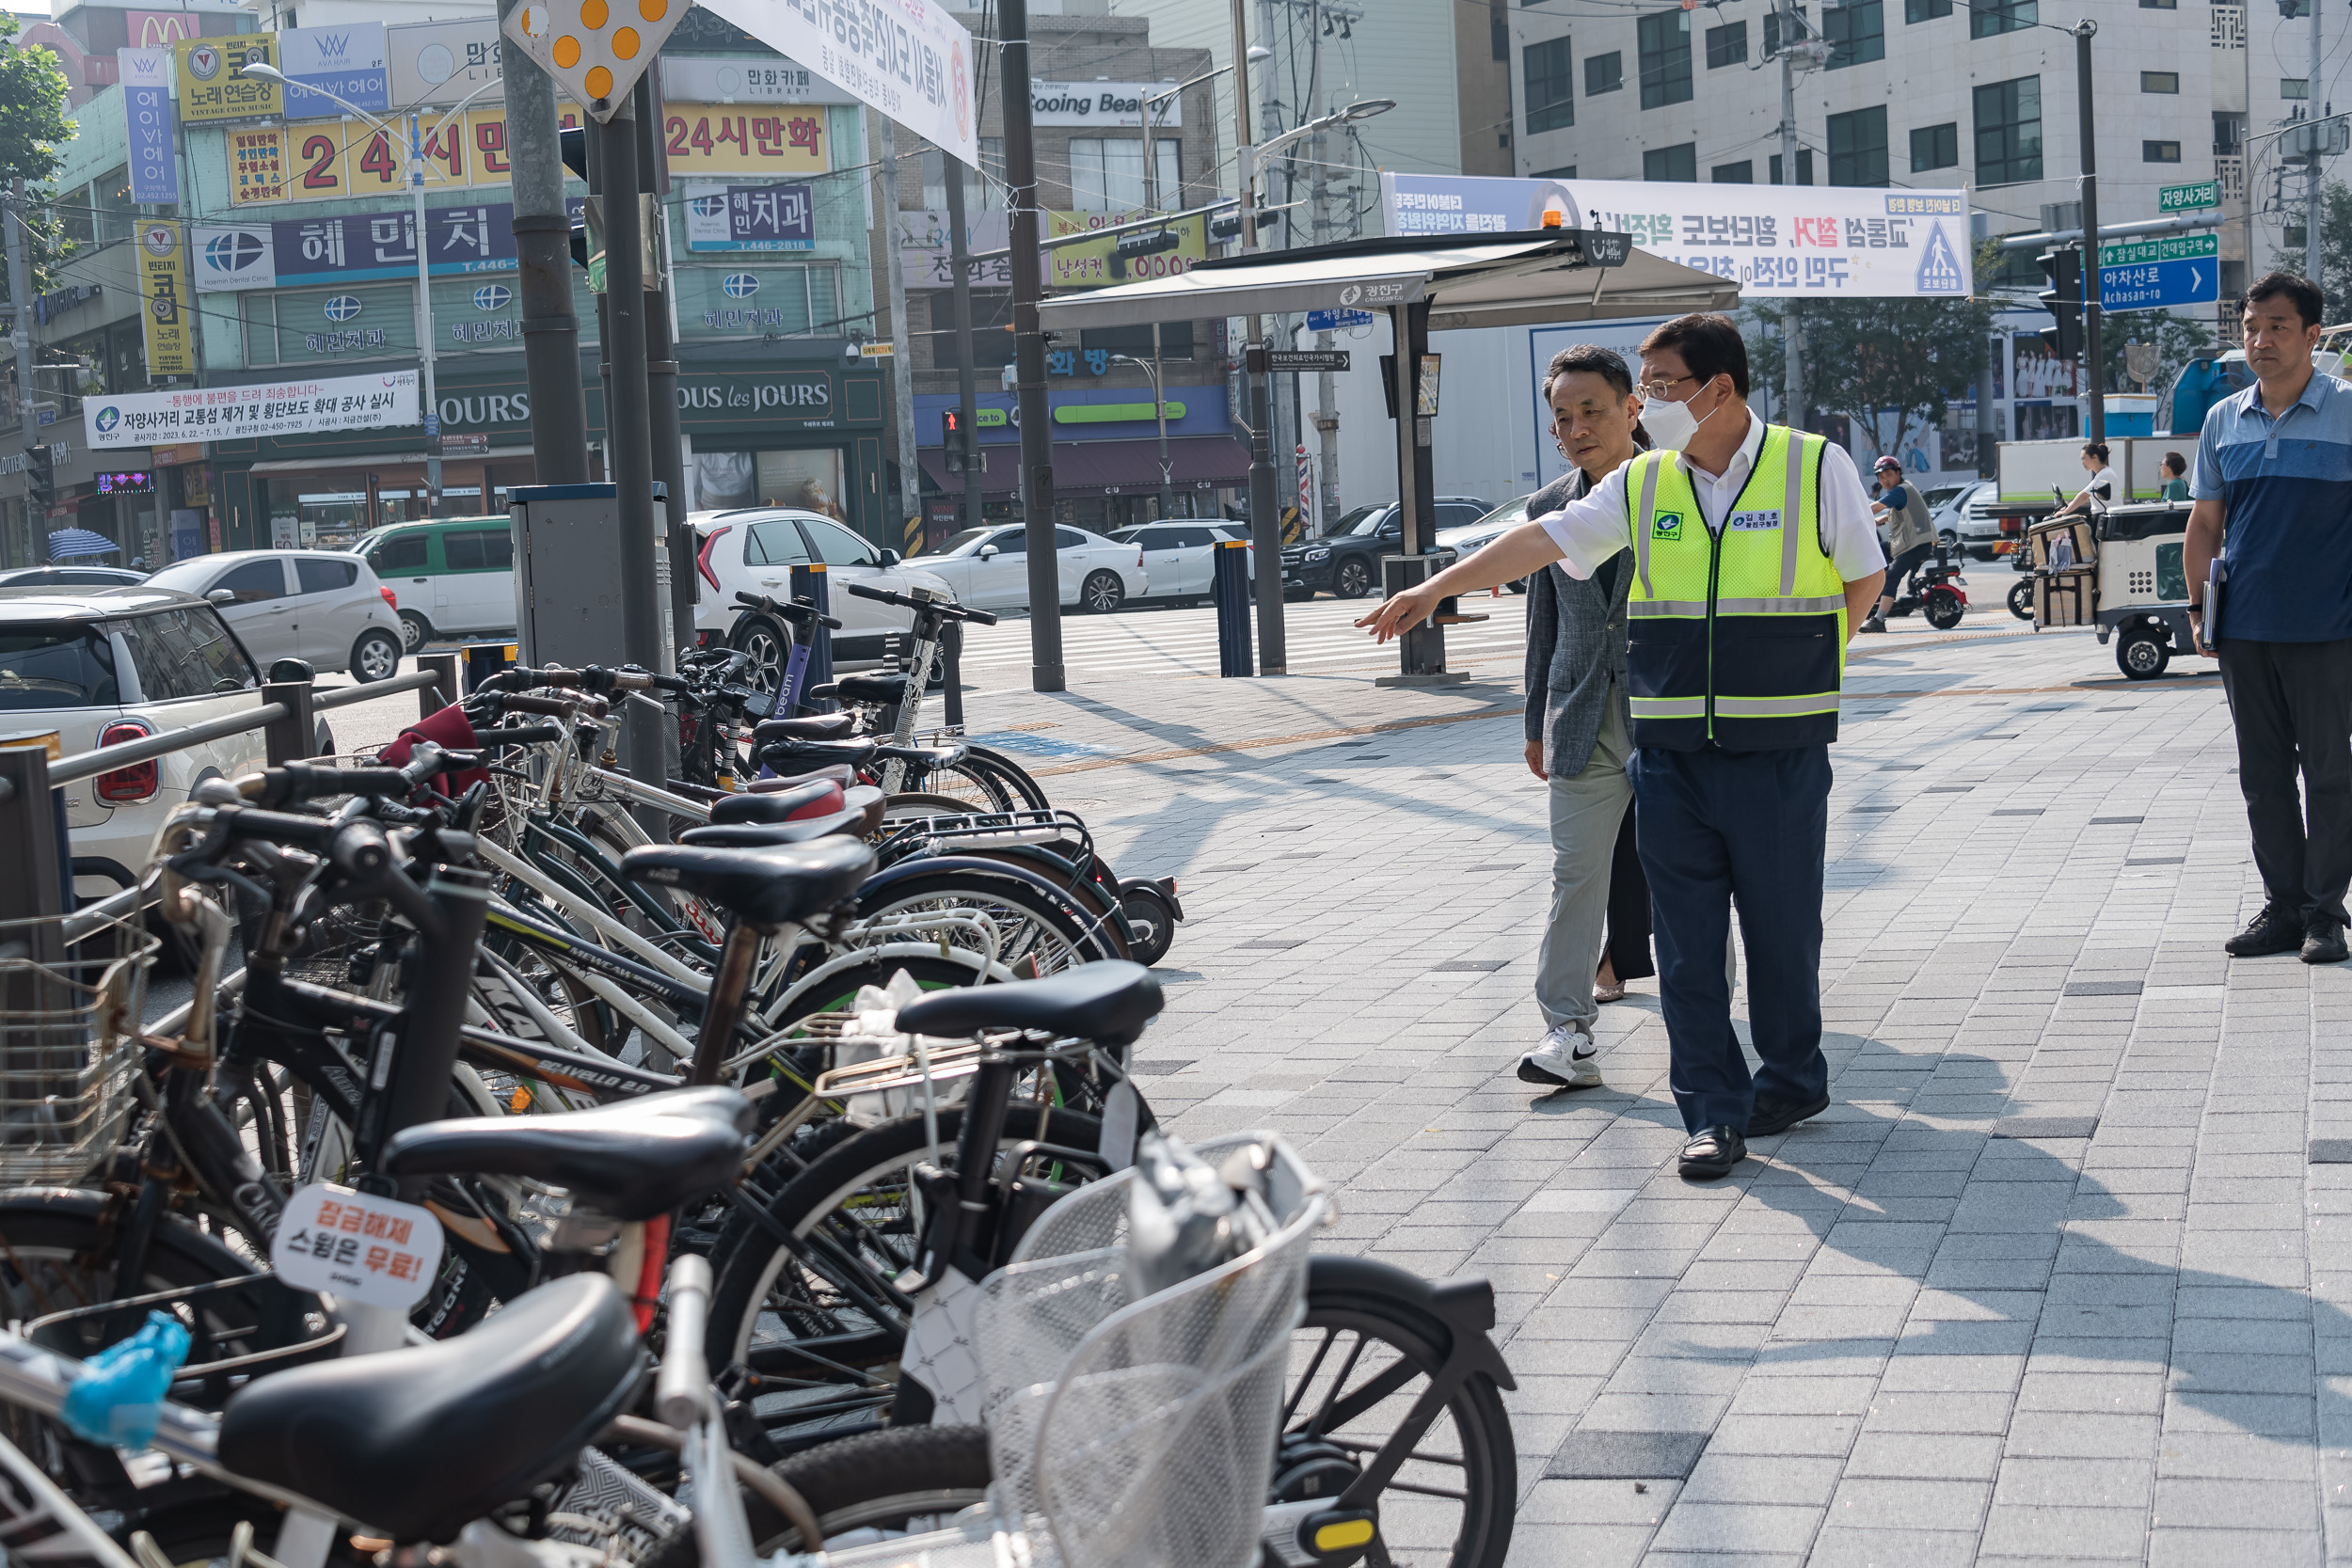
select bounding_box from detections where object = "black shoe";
[1677,1125,1746,1180]
[2305,919,2349,964]
[2227,906,2306,958]
[1748,1093,1831,1137]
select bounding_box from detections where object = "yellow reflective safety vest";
[1619,424,1847,751]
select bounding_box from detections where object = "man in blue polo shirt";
[2187,271,2352,964]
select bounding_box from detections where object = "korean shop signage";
[138,221,192,377]
[176,34,279,124]
[192,203,521,291]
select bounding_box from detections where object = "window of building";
[1525,36,1575,132]
[1911,120,1960,170]
[1637,10,1692,107]
[919,139,1005,210]
[2142,71,2180,93]
[1706,19,1747,66]
[1069,138,1171,212]
[1585,51,1622,93]
[1769,149,1817,184]
[1906,0,1951,19]
[1825,0,1884,68]
[2141,0,2177,9]
[2216,112,2247,154]
[2284,78,2310,99]
[1534,165,1578,178]
[1974,75,2042,184]
[2144,139,2183,162]
[91,166,135,246]
[1763,8,1809,54]
[1828,105,1889,184]
[1971,0,2036,37]
[1713,159,1755,182]
[1644,142,1697,182]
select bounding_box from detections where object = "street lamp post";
[239,64,501,516]
[1111,349,1172,517]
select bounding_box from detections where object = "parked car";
[911,524,1149,613]
[1947,482,2016,561]
[353,515,517,651]
[0,584,329,899]
[144,549,405,682]
[1109,521,1253,606]
[1436,493,1539,594]
[691,509,961,701]
[0,565,148,589]
[1281,497,1488,599]
[1920,481,1987,549]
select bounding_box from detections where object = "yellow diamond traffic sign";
[504,0,685,119]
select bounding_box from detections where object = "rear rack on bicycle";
[0,916,155,1185]
[878,809,1094,859]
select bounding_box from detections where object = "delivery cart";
[2026,500,2194,679]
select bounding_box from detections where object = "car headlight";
[1304,548,1330,562]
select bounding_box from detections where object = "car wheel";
[1333,556,1375,599]
[349,628,402,684]
[1081,570,1126,613]
[397,610,434,653]
[2118,627,2170,680]
[1938,529,1959,548]
[731,614,790,702]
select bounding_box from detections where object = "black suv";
[1280,498,1489,599]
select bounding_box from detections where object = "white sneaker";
[1518,1022,1601,1089]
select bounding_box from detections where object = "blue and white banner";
[279,24,390,119]
[195,203,522,292]
[119,49,178,205]
[682,182,816,251]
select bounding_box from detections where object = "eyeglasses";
[1633,374,1699,402]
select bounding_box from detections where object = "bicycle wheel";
[849,868,1113,975]
[638,1425,992,1566]
[961,745,1051,811]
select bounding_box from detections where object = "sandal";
[1594,980,1628,1004]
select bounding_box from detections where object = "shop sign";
[660,56,858,104]
[662,107,830,177]
[176,34,279,124]
[676,373,834,419]
[119,49,178,205]
[126,10,203,48]
[230,129,287,205]
[87,371,420,448]
[196,203,521,292]
[138,221,193,377]
[280,23,391,119]
[898,207,1011,289]
[1030,80,1181,127]
[389,18,501,108]
[1046,210,1203,290]
[152,442,207,467]
[682,182,816,251]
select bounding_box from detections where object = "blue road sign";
[2099,256,2217,314]
[1306,308,1375,332]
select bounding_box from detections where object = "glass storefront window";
[695,449,847,520]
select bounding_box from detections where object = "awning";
[1036,229,1740,334]
[919,435,1250,499]
[245,446,536,476]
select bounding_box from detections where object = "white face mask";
[1641,381,1717,451]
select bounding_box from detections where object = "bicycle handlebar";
[236,739,460,808]
[842,581,997,626]
[733,591,843,631]
[469,722,568,749]
[495,692,603,720]
[217,808,391,876]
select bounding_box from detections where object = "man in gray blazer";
[1518,345,1649,1087]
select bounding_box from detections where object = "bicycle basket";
[0,916,156,1185]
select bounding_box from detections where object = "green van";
[355,515,517,651]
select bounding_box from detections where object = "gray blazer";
[1523,466,1634,779]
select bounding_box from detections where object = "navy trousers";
[1629,742,1831,1135]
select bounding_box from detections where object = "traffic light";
[25,444,54,513]
[943,407,967,473]
[2038,246,2083,361]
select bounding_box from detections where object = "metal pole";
[0,743,64,943]
[944,143,983,537]
[409,114,443,515]
[262,678,316,766]
[1232,0,1283,673]
[635,78,689,667]
[880,115,921,553]
[1777,0,1804,428]
[497,0,587,486]
[1152,326,1172,517]
[999,0,1063,692]
[2312,0,2328,279]
[5,182,40,563]
[1309,2,1337,535]
[2076,21,2105,446]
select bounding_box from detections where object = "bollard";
[0,740,66,957]
[418,652,464,721]
[262,678,317,766]
[941,620,965,729]
[1213,540,1254,678]
[789,563,834,711]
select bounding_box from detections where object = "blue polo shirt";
[2192,371,2352,641]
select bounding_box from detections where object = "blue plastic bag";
[60,1310,190,1450]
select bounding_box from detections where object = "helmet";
[1873,456,1903,473]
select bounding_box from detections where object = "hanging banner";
[681,181,816,250]
[229,128,288,205]
[280,23,390,119]
[87,371,420,448]
[692,0,977,168]
[389,18,502,108]
[137,220,192,377]
[660,55,858,104]
[1378,172,1973,298]
[177,34,279,124]
[119,49,178,206]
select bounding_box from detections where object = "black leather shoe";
[1748,1093,1831,1137]
[2305,920,2349,965]
[2227,906,2306,958]
[1677,1125,1746,1180]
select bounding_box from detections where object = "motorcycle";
[1886,541,1970,630]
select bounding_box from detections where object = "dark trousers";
[1629,742,1831,1134]
[1603,801,1656,982]
[2218,636,2352,927]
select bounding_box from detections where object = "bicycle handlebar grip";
[219,806,342,854]
[472,722,567,749]
[656,1254,713,1429]
[330,819,392,878]
[496,693,580,719]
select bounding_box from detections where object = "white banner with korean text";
[695,0,977,167]
[87,371,420,449]
[1379,173,1973,298]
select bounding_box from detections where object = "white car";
[145,550,405,682]
[912,524,1148,614]
[0,585,328,899]
[691,509,961,701]
[1437,494,1539,594]
[1109,522,1253,606]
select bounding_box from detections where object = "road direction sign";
[1306,309,1375,332]
[2101,256,2218,313]
[2157,181,2221,214]
[2098,232,2218,267]
[1266,350,1351,372]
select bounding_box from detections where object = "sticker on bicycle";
[271,1183,445,1310]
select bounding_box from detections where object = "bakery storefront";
[214,359,894,552]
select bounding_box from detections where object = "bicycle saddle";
[381,1086,754,1221]
[217,1275,642,1544]
[752,712,860,746]
[750,763,852,793]
[811,673,908,706]
[896,959,1163,1048]
[871,742,970,768]
[621,836,875,931]
[707,777,840,825]
[755,737,879,769]
[677,805,866,848]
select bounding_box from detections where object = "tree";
[0,18,72,307]
[2099,310,2214,400]
[2276,178,2352,314]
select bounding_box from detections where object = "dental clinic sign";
[87,371,419,448]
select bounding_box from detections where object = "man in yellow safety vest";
[1362,313,1886,1180]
